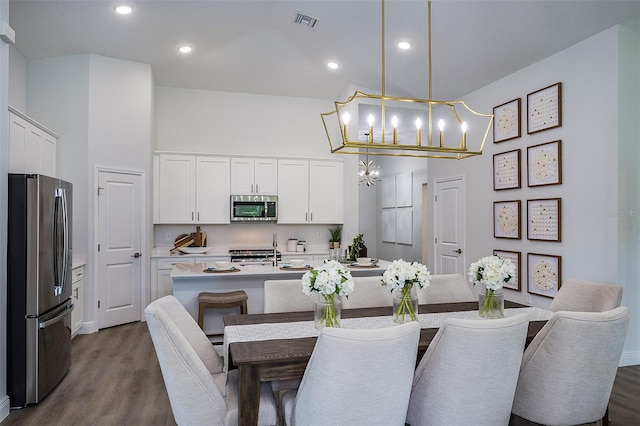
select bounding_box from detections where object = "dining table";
[223,301,550,426]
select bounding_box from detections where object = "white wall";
[154,86,361,246]
[0,0,10,419]
[8,45,25,111]
[26,54,153,334]
[424,25,639,364]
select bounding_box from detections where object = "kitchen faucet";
[272,232,278,267]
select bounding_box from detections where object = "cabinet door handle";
[74,287,79,299]
[197,211,200,221]
[192,212,194,221]
[305,212,308,221]
[251,183,254,193]
[310,212,313,222]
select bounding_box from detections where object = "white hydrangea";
[301,260,354,297]
[381,259,431,291]
[468,255,515,290]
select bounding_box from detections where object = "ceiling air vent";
[294,12,317,29]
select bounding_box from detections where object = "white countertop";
[170,260,390,279]
[151,246,329,258]
[72,254,87,269]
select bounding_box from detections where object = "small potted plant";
[348,233,367,261]
[328,226,342,249]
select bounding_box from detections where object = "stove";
[229,248,282,264]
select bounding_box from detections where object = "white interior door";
[434,176,465,274]
[97,170,142,328]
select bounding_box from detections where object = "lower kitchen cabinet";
[71,265,84,337]
[151,256,232,302]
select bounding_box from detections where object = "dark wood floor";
[3,321,639,425]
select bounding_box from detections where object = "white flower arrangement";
[468,255,515,291]
[382,259,431,323]
[382,259,431,291]
[301,260,354,297]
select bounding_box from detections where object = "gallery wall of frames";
[491,82,564,299]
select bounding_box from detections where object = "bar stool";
[197,291,248,340]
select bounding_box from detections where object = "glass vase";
[479,287,505,318]
[315,293,341,329]
[393,284,419,323]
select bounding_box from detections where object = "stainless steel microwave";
[230,195,277,222]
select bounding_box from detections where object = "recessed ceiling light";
[397,40,412,50]
[178,45,194,54]
[327,61,340,70]
[113,4,133,15]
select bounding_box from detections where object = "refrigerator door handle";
[53,187,69,296]
[39,304,74,329]
[61,187,69,292]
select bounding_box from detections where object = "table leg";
[238,364,261,426]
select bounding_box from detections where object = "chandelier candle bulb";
[415,118,422,146]
[438,119,445,147]
[392,116,399,144]
[367,114,375,143]
[461,121,468,150]
[342,112,350,140]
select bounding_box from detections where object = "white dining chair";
[341,275,393,308]
[510,307,629,425]
[549,278,623,312]
[145,295,277,426]
[416,273,475,304]
[281,322,421,426]
[406,313,529,426]
[263,279,317,313]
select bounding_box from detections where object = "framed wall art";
[493,250,521,291]
[494,200,521,239]
[527,253,562,298]
[493,149,521,190]
[493,98,521,143]
[527,198,561,242]
[527,82,562,134]
[527,140,562,187]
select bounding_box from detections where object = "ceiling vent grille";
[294,13,317,29]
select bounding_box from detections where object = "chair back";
[549,278,623,312]
[511,306,629,425]
[288,322,421,426]
[341,275,393,308]
[416,273,475,304]
[407,313,529,426]
[263,279,316,313]
[145,295,228,425]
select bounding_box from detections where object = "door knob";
[452,249,462,254]
[132,252,142,258]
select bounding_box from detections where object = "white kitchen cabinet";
[71,265,84,337]
[230,157,278,195]
[277,159,343,224]
[9,108,58,177]
[151,258,194,302]
[155,154,230,224]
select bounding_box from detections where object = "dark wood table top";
[224,301,545,367]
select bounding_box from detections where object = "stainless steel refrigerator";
[7,173,73,408]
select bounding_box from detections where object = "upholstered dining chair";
[281,322,421,426]
[548,278,623,312]
[510,307,629,426]
[341,275,393,308]
[145,295,277,426]
[263,279,317,313]
[406,313,530,426]
[416,273,476,304]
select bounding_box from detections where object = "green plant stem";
[480,289,504,318]
[395,285,418,322]
[321,293,340,327]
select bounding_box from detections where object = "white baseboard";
[78,321,99,335]
[619,350,640,367]
[0,395,10,423]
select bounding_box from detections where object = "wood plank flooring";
[3,321,639,425]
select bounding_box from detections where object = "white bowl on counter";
[288,259,307,268]
[214,261,232,269]
[356,257,372,265]
[178,247,210,254]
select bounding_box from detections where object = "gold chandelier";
[321,0,493,160]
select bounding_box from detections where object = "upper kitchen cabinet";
[277,159,343,224]
[155,154,230,224]
[230,157,278,195]
[8,107,58,177]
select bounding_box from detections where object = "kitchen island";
[170,260,391,336]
